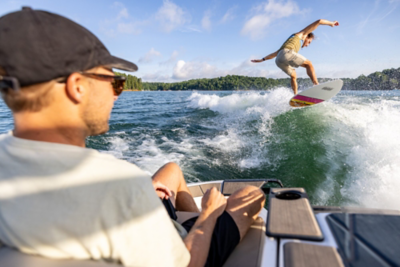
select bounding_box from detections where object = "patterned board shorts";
[275,49,306,76]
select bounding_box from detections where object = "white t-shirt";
[0,132,190,267]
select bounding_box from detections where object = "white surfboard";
[289,79,343,107]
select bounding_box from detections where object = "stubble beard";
[85,116,109,136]
[82,103,110,136]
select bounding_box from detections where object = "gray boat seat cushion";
[223,216,266,267]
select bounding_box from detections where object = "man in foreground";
[251,19,339,95]
[0,7,265,267]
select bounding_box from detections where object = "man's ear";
[65,73,86,104]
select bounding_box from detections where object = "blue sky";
[1,0,400,82]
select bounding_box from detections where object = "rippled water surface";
[1,88,400,209]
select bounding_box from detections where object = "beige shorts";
[275,49,306,76]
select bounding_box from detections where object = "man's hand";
[184,187,227,267]
[152,180,172,200]
[201,187,227,219]
[330,21,339,27]
[251,59,263,63]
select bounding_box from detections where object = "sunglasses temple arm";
[0,76,20,91]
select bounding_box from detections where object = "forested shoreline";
[116,67,400,91]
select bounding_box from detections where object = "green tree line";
[342,67,400,90]
[116,67,400,91]
[141,76,334,91]
[114,71,143,90]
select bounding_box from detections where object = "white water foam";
[189,90,400,209]
[188,89,293,169]
[315,96,400,209]
[103,132,204,181]
[99,136,129,159]
[188,89,292,115]
[103,90,400,209]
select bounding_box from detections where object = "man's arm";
[183,187,226,267]
[297,19,339,39]
[251,50,279,63]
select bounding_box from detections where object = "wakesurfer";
[251,19,339,95]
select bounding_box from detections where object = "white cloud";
[173,60,219,80]
[180,25,202,33]
[171,58,280,81]
[221,6,237,23]
[139,48,162,63]
[102,1,198,36]
[141,56,389,82]
[141,72,172,82]
[113,2,129,19]
[117,22,142,35]
[100,2,145,36]
[117,8,129,19]
[241,0,306,40]
[202,10,212,31]
[155,0,191,32]
[160,50,180,65]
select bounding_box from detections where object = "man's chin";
[88,124,109,136]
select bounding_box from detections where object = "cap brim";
[103,55,138,72]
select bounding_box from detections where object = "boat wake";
[86,89,400,209]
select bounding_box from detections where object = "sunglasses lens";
[112,79,125,96]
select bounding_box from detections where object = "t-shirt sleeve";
[108,175,190,267]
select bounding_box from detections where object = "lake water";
[1,88,400,209]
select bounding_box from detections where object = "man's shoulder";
[294,32,304,40]
[0,132,151,182]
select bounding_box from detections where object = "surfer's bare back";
[251,19,339,95]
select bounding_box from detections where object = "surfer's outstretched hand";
[251,59,263,63]
[331,21,339,27]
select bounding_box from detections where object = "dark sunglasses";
[80,72,126,96]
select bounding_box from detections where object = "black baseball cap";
[0,7,138,89]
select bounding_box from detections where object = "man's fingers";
[153,181,172,197]
[160,185,172,197]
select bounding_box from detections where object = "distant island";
[115,67,399,91]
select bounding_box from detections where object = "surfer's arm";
[251,50,279,63]
[297,19,339,38]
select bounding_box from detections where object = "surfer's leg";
[276,50,296,93]
[301,60,318,85]
[152,162,200,212]
[290,70,298,95]
[225,186,266,240]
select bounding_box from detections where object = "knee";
[157,162,184,176]
[153,162,183,181]
[302,60,313,68]
[245,186,266,208]
[226,186,266,215]
[162,162,180,171]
